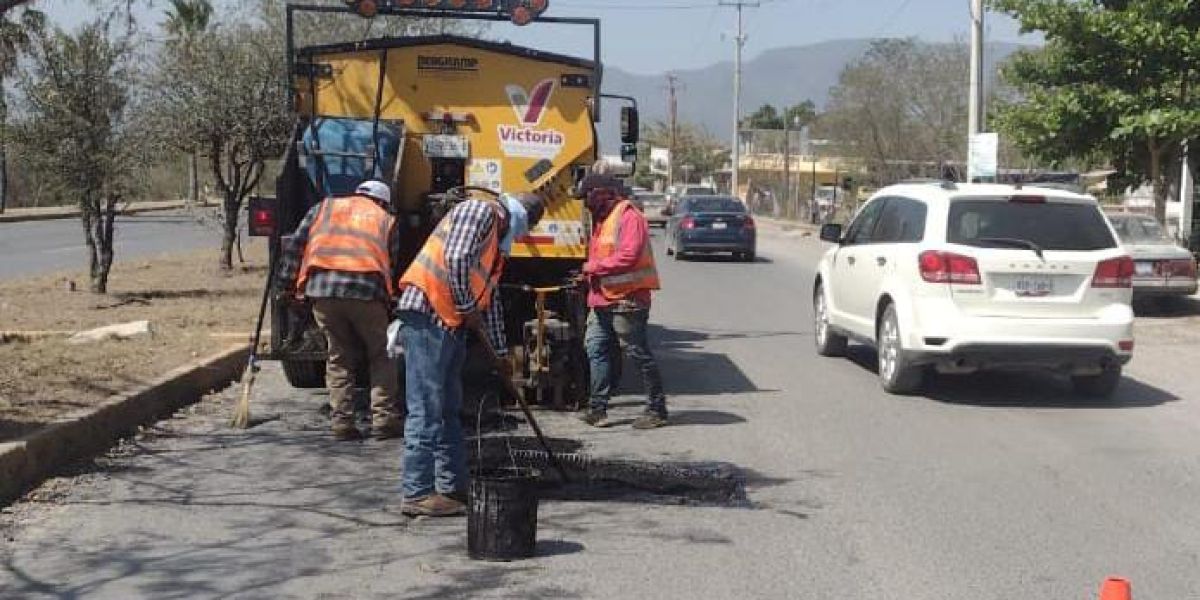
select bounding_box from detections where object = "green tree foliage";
[0,5,43,213]
[14,20,140,293]
[818,39,969,185]
[148,17,291,270]
[639,120,728,184]
[744,100,818,130]
[990,0,1200,221]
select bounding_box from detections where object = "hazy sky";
[39,0,1032,75]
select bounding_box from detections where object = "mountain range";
[598,39,1033,150]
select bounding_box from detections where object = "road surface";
[0,211,220,280]
[3,224,1200,598]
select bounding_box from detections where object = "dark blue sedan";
[665,195,756,262]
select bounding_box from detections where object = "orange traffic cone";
[1099,577,1131,600]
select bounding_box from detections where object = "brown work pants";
[311,298,400,427]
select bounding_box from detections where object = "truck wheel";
[877,303,924,395]
[1071,366,1122,398]
[283,359,326,389]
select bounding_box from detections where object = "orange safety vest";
[398,203,504,328]
[296,195,395,297]
[594,200,661,300]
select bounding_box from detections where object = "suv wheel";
[813,282,847,357]
[877,303,924,395]
[1071,366,1122,398]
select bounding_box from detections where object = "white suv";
[813,183,1135,397]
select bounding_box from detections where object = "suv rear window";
[947,198,1117,251]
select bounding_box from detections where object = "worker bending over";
[278,180,403,441]
[395,191,545,517]
[579,174,667,429]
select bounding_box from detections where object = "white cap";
[355,180,391,205]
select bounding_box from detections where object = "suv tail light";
[743,215,755,229]
[919,251,981,285]
[248,196,277,237]
[1092,256,1134,288]
[681,216,696,230]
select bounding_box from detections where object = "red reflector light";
[1009,195,1046,204]
[919,251,981,285]
[681,217,695,230]
[1119,340,1135,352]
[250,208,275,237]
[1092,256,1134,288]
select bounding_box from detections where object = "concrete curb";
[0,343,250,506]
[0,201,190,224]
[757,216,819,236]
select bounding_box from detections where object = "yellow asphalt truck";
[251,1,640,410]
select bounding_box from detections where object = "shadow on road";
[613,325,788,397]
[843,345,1178,409]
[1133,295,1200,318]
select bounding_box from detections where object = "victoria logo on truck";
[499,78,565,159]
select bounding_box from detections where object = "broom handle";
[470,322,570,483]
[248,250,279,366]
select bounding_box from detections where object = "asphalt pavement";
[0,210,220,280]
[4,225,1200,598]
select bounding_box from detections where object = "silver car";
[1108,213,1198,298]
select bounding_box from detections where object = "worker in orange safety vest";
[278,180,403,441]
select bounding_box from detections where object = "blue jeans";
[585,307,666,416]
[399,310,468,499]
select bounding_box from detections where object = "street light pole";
[721,0,757,200]
[783,119,791,219]
[968,0,985,138]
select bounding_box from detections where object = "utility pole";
[968,0,985,138]
[1182,142,1194,248]
[667,73,679,188]
[783,118,792,219]
[721,0,757,200]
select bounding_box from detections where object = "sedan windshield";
[1110,215,1171,244]
[684,196,745,213]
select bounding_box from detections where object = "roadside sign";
[969,132,998,181]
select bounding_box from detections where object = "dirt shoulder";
[0,245,268,442]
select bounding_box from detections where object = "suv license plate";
[1013,275,1054,297]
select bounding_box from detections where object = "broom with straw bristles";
[231,256,278,429]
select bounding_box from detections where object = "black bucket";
[468,467,540,561]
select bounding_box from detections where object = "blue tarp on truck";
[301,118,403,197]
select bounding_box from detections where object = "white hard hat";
[355,180,391,205]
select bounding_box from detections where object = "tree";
[989,0,1200,222]
[818,39,969,186]
[164,0,213,208]
[745,104,784,129]
[14,20,139,293]
[641,120,728,183]
[0,5,43,214]
[150,21,291,271]
[784,100,818,130]
[745,101,818,131]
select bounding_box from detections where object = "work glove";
[386,319,404,359]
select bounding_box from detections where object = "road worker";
[278,180,403,441]
[578,171,668,429]
[394,191,545,517]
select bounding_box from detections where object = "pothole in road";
[473,437,749,507]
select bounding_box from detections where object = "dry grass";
[0,245,269,441]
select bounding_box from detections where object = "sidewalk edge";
[0,343,250,506]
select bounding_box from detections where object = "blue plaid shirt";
[397,199,507,355]
[277,199,402,303]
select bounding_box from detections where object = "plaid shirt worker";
[397,199,507,356]
[277,199,402,302]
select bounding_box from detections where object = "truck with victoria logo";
[251,1,640,410]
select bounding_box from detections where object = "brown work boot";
[632,412,668,430]
[370,416,404,440]
[579,410,611,428]
[332,420,363,441]
[401,494,466,517]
